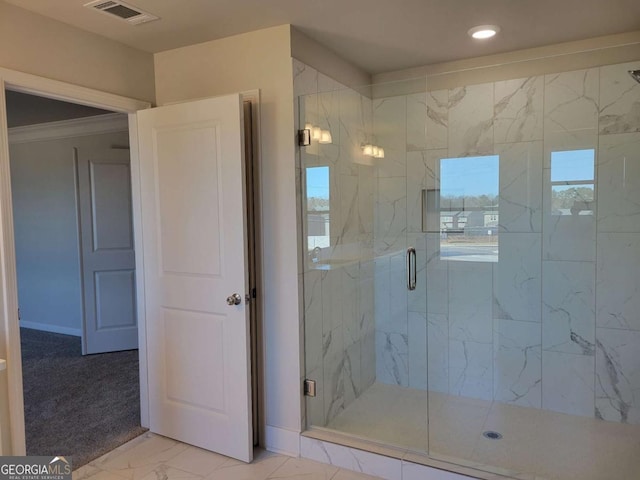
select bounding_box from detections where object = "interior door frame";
[0,67,150,455]
[0,68,264,456]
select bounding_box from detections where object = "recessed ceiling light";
[468,25,500,40]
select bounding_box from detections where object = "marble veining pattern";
[317,73,342,145]
[542,350,595,417]
[293,59,318,98]
[373,97,406,178]
[376,331,409,387]
[449,339,493,401]
[493,233,542,324]
[425,90,448,150]
[596,233,640,331]
[341,264,361,346]
[304,270,323,374]
[406,150,440,234]
[427,313,449,393]
[339,87,372,175]
[542,261,596,356]
[296,59,377,426]
[425,233,448,315]
[449,262,493,344]
[595,328,640,424]
[406,93,427,151]
[76,432,387,480]
[544,68,599,133]
[375,177,406,239]
[494,76,543,143]
[323,325,346,424]
[408,311,428,390]
[496,141,543,233]
[300,436,403,480]
[344,341,362,406]
[337,175,360,244]
[493,319,542,408]
[448,83,494,157]
[300,61,640,470]
[599,61,640,135]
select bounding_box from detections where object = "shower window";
[438,155,499,262]
[305,166,330,257]
[550,149,595,215]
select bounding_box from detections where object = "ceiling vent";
[84,0,159,25]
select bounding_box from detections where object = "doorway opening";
[0,77,263,464]
[6,89,145,466]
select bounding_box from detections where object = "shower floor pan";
[326,383,640,480]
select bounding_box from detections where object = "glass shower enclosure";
[299,59,640,480]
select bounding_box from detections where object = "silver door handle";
[407,247,417,291]
[226,293,242,306]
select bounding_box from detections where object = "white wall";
[9,129,130,336]
[0,1,152,453]
[0,1,155,103]
[154,25,303,453]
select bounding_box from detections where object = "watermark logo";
[0,456,72,480]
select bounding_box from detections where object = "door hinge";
[303,379,316,397]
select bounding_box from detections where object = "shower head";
[629,70,640,84]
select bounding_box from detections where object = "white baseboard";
[264,425,300,457]
[20,321,81,337]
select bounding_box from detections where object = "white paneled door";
[77,147,138,355]
[136,94,253,462]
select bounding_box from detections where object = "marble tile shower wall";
[294,59,377,427]
[372,60,640,424]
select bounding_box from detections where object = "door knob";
[226,293,242,306]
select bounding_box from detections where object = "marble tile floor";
[326,383,640,480]
[73,432,381,480]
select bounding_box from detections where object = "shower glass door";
[423,150,503,470]
[299,59,640,480]
[298,69,428,453]
[425,63,640,480]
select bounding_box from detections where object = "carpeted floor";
[20,327,147,468]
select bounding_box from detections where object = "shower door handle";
[407,247,417,291]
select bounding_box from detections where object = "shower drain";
[482,431,503,440]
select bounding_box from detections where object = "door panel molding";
[77,147,137,355]
[137,94,253,462]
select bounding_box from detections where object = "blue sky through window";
[306,166,329,199]
[551,149,595,182]
[440,155,499,198]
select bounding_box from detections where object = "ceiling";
[5,0,640,74]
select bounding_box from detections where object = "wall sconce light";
[362,143,385,158]
[319,130,332,144]
[312,127,322,141]
[299,124,332,146]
